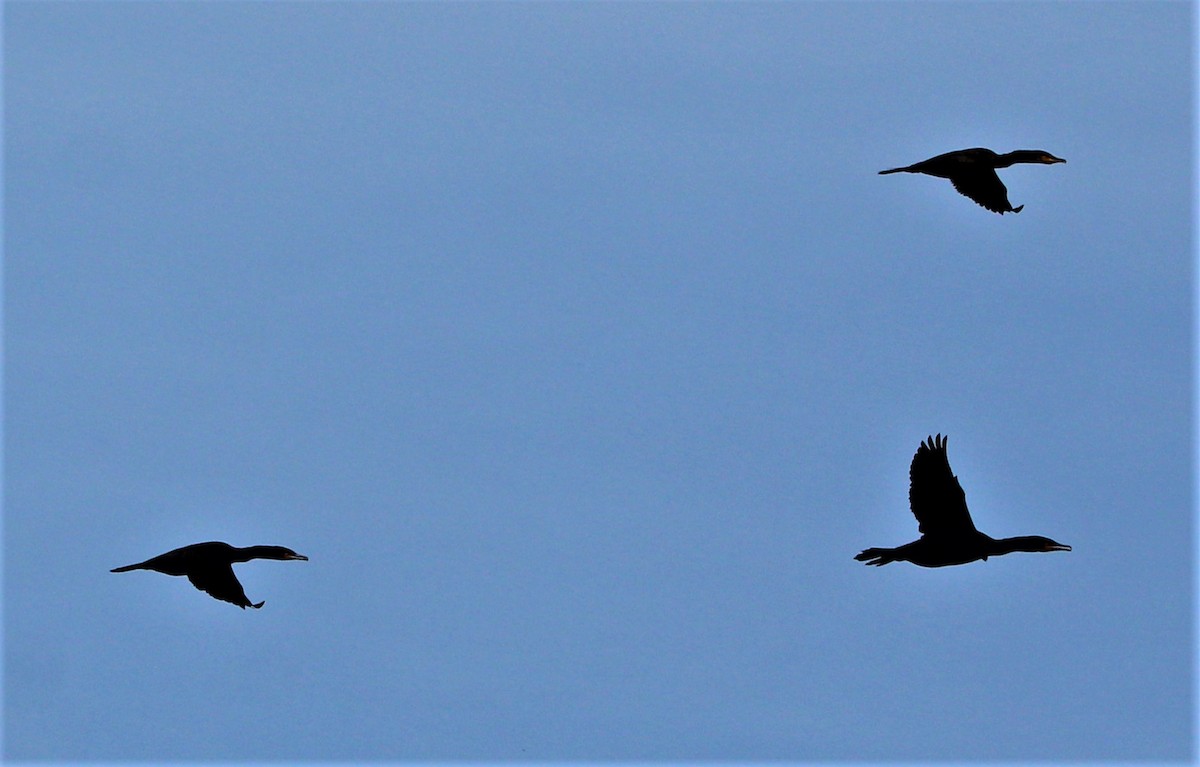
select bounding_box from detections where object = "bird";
[855,434,1071,567]
[879,147,1065,214]
[111,541,308,608]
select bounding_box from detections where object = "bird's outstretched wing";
[909,434,977,536]
[950,169,1018,214]
[187,564,263,609]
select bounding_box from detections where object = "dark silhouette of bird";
[879,148,1065,214]
[855,435,1070,567]
[111,541,308,608]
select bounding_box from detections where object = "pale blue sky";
[4,1,1194,762]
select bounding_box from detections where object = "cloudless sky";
[4,1,1195,762]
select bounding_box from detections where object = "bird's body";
[855,435,1070,568]
[111,541,308,608]
[879,147,1065,214]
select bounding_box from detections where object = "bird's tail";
[250,601,265,609]
[854,548,896,566]
[1010,204,1024,214]
[110,563,144,573]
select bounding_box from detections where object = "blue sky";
[4,1,1194,762]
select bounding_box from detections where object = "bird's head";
[1009,535,1072,553]
[998,150,1066,167]
[262,546,309,561]
[1028,151,1066,164]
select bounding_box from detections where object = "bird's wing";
[950,169,1014,213]
[908,434,977,536]
[187,564,257,608]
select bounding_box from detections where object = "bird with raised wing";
[855,435,1070,567]
[111,541,308,608]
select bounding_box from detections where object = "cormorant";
[879,148,1065,214]
[855,435,1070,567]
[111,541,308,608]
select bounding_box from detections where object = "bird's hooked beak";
[1045,154,1066,164]
[1045,542,1071,552]
[287,553,309,561]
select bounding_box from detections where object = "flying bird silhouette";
[856,435,1071,567]
[879,147,1065,214]
[111,541,308,608]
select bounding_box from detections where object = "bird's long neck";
[230,545,277,563]
[988,536,1041,555]
[995,150,1042,168]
